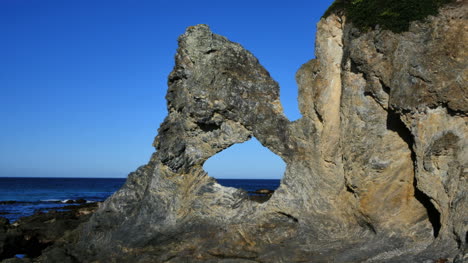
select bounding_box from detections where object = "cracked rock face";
[53,3,467,262]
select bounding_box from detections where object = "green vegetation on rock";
[323,0,454,32]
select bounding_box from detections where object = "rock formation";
[35,2,466,262]
[0,203,98,261]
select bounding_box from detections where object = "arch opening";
[203,137,286,203]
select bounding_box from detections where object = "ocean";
[0,177,280,222]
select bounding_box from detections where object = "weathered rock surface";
[0,203,98,261]
[35,2,467,262]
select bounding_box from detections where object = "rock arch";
[74,4,467,260]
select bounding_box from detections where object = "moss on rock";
[323,0,454,32]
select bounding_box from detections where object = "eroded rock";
[35,2,467,262]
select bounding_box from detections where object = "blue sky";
[0,0,334,178]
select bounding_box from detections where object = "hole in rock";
[203,137,285,203]
[196,121,221,132]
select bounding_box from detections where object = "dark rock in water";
[0,201,19,205]
[0,203,99,261]
[250,189,274,195]
[63,199,86,204]
[75,199,87,204]
[28,1,468,262]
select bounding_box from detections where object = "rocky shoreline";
[0,188,276,262]
[0,202,99,262]
[1,1,466,262]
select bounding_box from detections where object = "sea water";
[0,177,126,222]
[0,177,280,222]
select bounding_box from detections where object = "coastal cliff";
[33,1,466,262]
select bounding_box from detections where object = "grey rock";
[38,2,467,262]
[0,217,9,259]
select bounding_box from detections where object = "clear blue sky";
[0,0,334,179]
